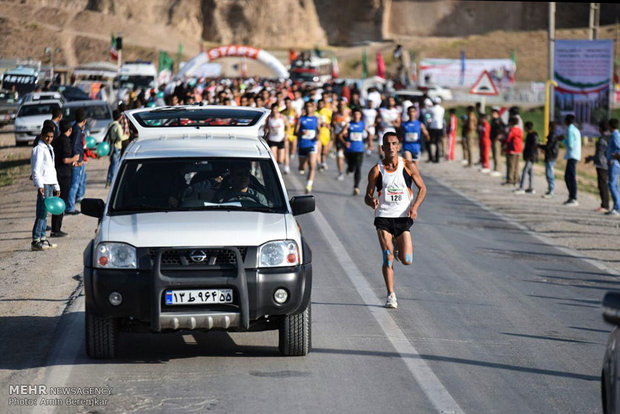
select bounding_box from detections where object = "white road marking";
[289,174,464,414]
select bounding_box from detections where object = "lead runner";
[364,131,427,309]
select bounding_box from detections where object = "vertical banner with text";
[553,39,614,136]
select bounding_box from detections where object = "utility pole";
[589,3,600,40]
[44,47,60,84]
[548,2,556,129]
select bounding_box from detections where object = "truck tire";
[85,310,118,359]
[278,303,311,356]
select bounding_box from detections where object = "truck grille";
[149,247,247,267]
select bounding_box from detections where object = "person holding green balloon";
[66,109,87,215]
[104,110,127,187]
[50,119,78,238]
[31,125,60,251]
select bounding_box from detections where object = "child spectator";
[515,121,538,194]
[479,113,491,173]
[504,116,523,186]
[538,121,560,198]
[31,126,60,251]
[607,118,620,216]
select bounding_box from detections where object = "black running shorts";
[268,140,285,149]
[374,217,414,237]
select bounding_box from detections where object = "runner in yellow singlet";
[317,98,333,171]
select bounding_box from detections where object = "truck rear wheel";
[85,309,118,359]
[278,304,311,356]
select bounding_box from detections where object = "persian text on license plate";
[165,289,233,305]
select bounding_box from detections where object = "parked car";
[62,100,113,143]
[419,85,453,102]
[14,100,62,146]
[18,91,66,106]
[81,106,315,358]
[0,89,19,127]
[602,291,620,414]
[50,84,91,101]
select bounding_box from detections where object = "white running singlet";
[268,117,286,142]
[376,157,413,218]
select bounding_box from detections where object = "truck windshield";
[110,158,287,215]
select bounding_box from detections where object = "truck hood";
[101,210,289,247]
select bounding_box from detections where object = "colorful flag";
[511,49,517,67]
[376,51,385,79]
[158,51,174,73]
[332,55,340,79]
[362,48,368,79]
[110,35,118,62]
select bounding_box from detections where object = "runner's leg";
[396,230,413,265]
[377,229,396,294]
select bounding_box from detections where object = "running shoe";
[490,171,502,177]
[353,188,360,196]
[40,239,57,249]
[480,168,490,174]
[605,210,620,216]
[31,241,47,251]
[305,184,312,194]
[525,189,536,194]
[385,293,398,309]
[299,169,305,175]
[322,162,328,171]
[337,173,344,181]
[513,189,525,195]
[564,199,579,206]
[542,192,554,199]
[283,165,290,174]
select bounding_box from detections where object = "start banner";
[553,39,614,136]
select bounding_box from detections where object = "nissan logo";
[189,250,207,263]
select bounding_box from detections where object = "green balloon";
[97,141,110,157]
[44,197,66,215]
[86,135,97,149]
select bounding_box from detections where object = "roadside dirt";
[0,125,108,393]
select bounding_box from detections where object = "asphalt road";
[8,154,613,414]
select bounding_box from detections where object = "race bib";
[386,186,406,203]
[350,132,363,142]
[302,129,316,139]
[405,132,419,142]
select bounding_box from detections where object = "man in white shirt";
[31,126,60,251]
[428,98,445,163]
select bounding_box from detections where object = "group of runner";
[162,77,427,308]
[261,85,427,308]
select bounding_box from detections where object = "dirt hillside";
[0,0,618,81]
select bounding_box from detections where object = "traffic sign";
[469,70,498,96]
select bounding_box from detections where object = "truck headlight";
[258,240,299,268]
[95,242,137,269]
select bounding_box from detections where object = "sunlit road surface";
[17,154,610,414]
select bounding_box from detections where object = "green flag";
[511,49,517,67]
[158,51,174,73]
[362,48,368,79]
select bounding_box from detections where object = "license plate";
[165,289,233,305]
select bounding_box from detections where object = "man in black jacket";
[51,119,78,237]
[538,121,560,198]
[585,121,610,212]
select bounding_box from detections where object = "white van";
[81,106,315,358]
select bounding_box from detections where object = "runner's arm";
[405,160,426,220]
[421,123,431,142]
[364,165,380,209]
[340,125,349,147]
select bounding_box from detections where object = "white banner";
[419,58,516,89]
[554,39,613,136]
